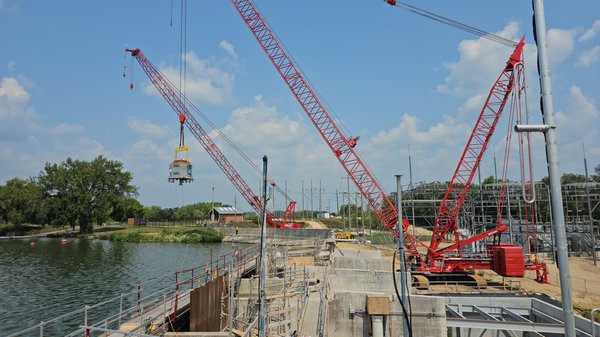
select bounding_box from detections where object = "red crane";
[428,39,524,262]
[229,0,428,258]
[126,48,297,228]
[229,1,549,281]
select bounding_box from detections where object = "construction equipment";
[229,0,428,259]
[230,0,546,281]
[426,39,523,271]
[125,48,297,229]
[168,113,194,185]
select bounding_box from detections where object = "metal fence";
[9,246,260,337]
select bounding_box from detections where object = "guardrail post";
[84,305,89,337]
[592,308,599,337]
[137,283,141,309]
[163,293,167,333]
[118,293,123,328]
[191,269,195,290]
[174,272,179,322]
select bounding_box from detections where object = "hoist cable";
[387,0,517,48]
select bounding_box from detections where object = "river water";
[0,238,243,336]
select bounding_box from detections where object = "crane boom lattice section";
[127,48,275,227]
[230,0,425,256]
[430,39,525,257]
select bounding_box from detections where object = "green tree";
[561,173,587,184]
[174,204,197,221]
[39,156,137,233]
[112,197,144,222]
[0,178,46,225]
[482,175,496,185]
[144,205,162,221]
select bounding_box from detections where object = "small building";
[316,212,330,219]
[210,207,244,223]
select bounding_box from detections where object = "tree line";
[0,156,139,233]
[0,156,247,234]
[1,156,598,233]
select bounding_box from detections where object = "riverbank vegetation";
[98,226,223,243]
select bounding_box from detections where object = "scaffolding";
[403,181,600,258]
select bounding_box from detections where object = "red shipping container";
[498,246,525,277]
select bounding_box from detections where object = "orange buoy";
[61,239,68,245]
[30,242,36,247]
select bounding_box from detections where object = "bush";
[102,227,223,243]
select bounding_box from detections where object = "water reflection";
[0,238,241,335]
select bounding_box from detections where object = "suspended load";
[168,113,193,185]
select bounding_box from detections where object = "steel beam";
[446,304,465,319]
[473,305,498,321]
[446,317,564,333]
[502,307,532,323]
[530,308,563,324]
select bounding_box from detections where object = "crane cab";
[168,145,193,185]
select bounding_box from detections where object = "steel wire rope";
[386,0,517,48]
[174,78,296,202]
[254,0,356,144]
[254,1,399,221]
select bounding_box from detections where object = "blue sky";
[1,0,599,213]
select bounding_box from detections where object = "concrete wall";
[326,293,446,337]
[326,250,446,336]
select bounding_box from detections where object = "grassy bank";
[98,226,223,243]
[0,224,66,236]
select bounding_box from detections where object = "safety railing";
[9,245,260,337]
[591,308,599,337]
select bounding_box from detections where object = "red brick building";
[210,207,244,223]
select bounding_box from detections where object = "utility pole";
[408,144,416,236]
[259,156,268,337]
[211,180,215,222]
[336,189,339,216]
[584,144,597,265]
[347,175,351,233]
[395,175,409,337]
[319,180,323,213]
[310,180,314,218]
[301,180,305,219]
[531,2,576,335]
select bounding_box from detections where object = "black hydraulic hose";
[392,251,413,337]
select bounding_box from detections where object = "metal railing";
[9,245,259,337]
[591,308,599,337]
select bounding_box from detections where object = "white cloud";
[579,20,600,42]
[127,117,170,139]
[0,77,30,107]
[0,77,40,141]
[457,94,485,118]
[144,51,234,105]
[221,95,302,148]
[437,21,521,97]
[554,86,599,173]
[576,46,600,67]
[547,28,577,64]
[220,40,237,58]
[48,122,84,135]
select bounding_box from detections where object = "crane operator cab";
[168,113,193,185]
